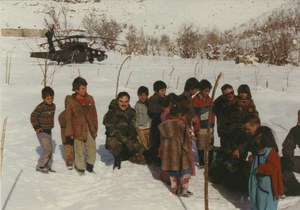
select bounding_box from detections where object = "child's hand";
[192,116,199,123]
[255,168,259,174]
[191,135,197,141]
[232,149,240,159]
[70,135,74,139]
[35,128,43,134]
[248,108,253,112]
[136,128,140,134]
[248,155,253,164]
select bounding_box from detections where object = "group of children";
[30,76,284,208]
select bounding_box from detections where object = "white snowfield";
[1,0,300,210]
[1,36,300,210]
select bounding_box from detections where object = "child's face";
[138,93,148,103]
[156,88,166,98]
[189,88,198,96]
[239,92,248,100]
[43,95,54,105]
[75,85,87,97]
[200,88,211,98]
[254,134,262,148]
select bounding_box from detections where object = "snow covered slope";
[1,35,300,210]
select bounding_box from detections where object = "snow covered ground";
[1,0,300,209]
[1,36,300,210]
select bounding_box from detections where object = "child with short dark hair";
[148,80,167,165]
[31,86,56,173]
[193,79,215,168]
[237,84,258,116]
[135,86,152,152]
[249,126,283,210]
[181,77,199,126]
[58,95,74,170]
[66,77,98,175]
[158,102,193,196]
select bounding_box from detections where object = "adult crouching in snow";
[103,92,146,169]
[281,110,300,196]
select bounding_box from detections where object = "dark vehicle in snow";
[30,28,107,64]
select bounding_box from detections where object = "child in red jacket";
[249,126,283,210]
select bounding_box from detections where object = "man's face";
[75,85,87,97]
[244,122,259,136]
[117,96,129,111]
[223,88,234,101]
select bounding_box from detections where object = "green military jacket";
[103,99,137,144]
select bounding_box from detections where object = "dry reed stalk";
[116,56,131,98]
[44,64,63,85]
[125,71,132,88]
[1,117,8,173]
[205,73,222,210]
[78,68,81,77]
[5,55,8,84]
[287,66,294,87]
[168,66,175,89]
[176,77,179,89]
[8,48,14,84]
[195,62,199,77]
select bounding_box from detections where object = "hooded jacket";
[103,99,137,144]
[58,95,71,144]
[65,93,98,140]
[158,118,192,171]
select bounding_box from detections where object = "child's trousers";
[74,127,96,171]
[170,174,190,195]
[36,132,53,168]
[64,139,74,167]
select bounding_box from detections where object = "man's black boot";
[113,155,122,170]
[86,163,95,173]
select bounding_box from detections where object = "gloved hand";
[281,156,294,171]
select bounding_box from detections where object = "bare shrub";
[82,14,122,49]
[176,23,200,58]
[44,4,73,37]
[125,25,149,55]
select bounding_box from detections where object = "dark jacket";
[103,99,137,145]
[180,91,195,126]
[58,95,71,144]
[158,119,192,171]
[282,125,300,158]
[65,93,98,140]
[148,93,164,120]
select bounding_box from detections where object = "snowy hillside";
[1,35,300,210]
[0,0,293,37]
[1,0,300,210]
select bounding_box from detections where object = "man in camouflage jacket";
[281,122,300,196]
[103,92,146,169]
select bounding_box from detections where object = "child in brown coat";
[158,102,193,196]
[65,77,98,175]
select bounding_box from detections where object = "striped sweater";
[193,94,215,131]
[30,102,56,134]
